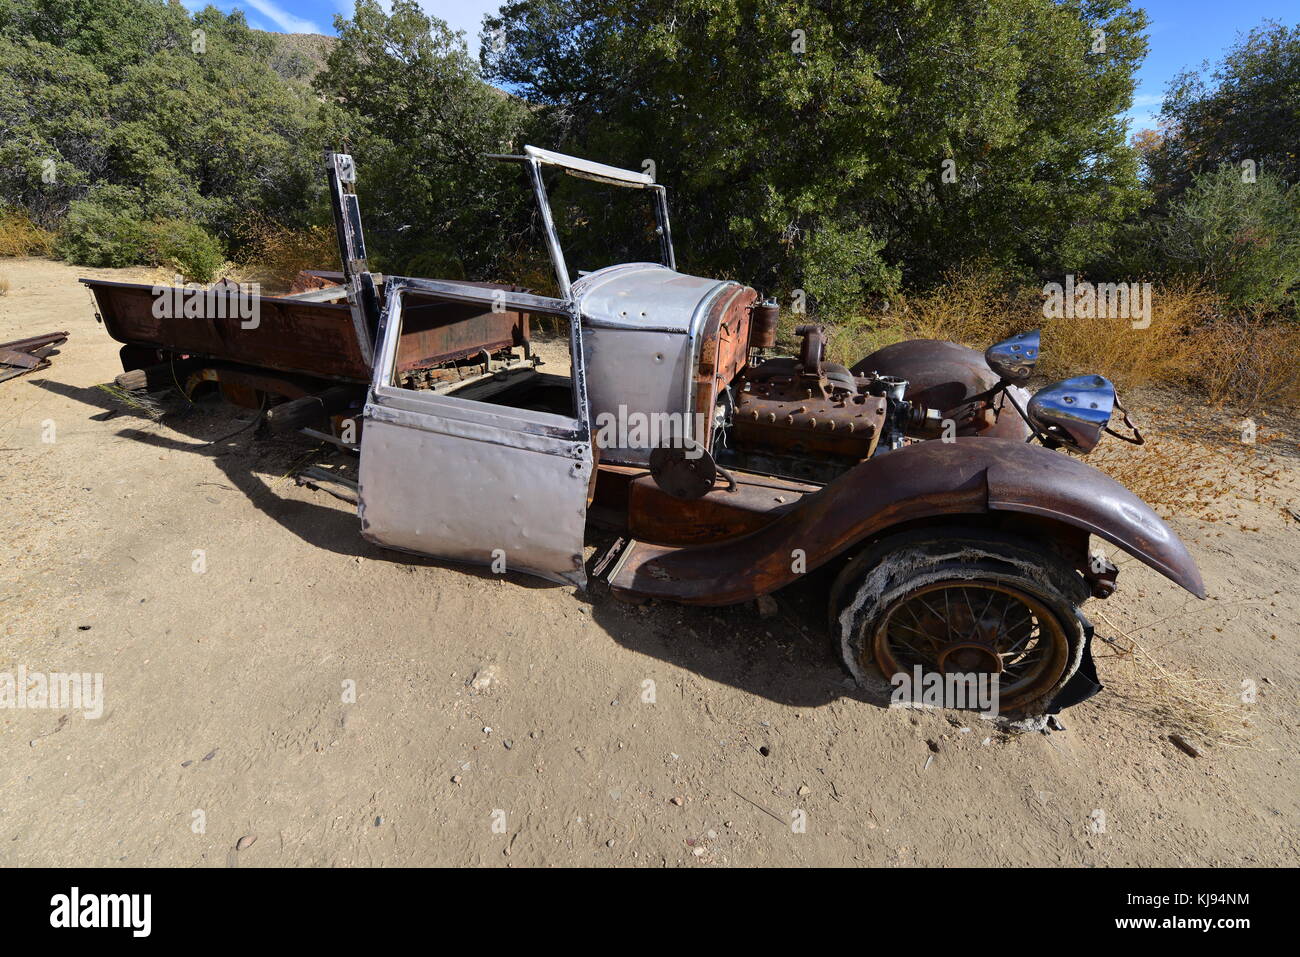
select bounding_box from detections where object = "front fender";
[607,438,1205,604]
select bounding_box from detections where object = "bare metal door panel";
[358,278,592,587]
[359,403,590,585]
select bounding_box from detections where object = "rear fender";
[851,338,1031,439]
[606,438,1205,604]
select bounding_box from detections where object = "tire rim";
[869,580,1070,710]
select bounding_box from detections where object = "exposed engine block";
[718,324,938,483]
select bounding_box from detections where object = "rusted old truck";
[85,149,1205,716]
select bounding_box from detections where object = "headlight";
[1027,375,1115,453]
[984,329,1040,382]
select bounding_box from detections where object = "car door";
[358,277,593,587]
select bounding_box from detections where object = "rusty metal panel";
[626,470,815,546]
[396,292,528,373]
[607,438,1205,604]
[82,278,535,385]
[692,284,756,445]
[82,278,369,381]
[0,330,68,381]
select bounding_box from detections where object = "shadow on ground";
[35,375,905,708]
[31,376,555,590]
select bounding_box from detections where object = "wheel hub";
[936,641,1003,675]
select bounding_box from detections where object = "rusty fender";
[607,437,1206,604]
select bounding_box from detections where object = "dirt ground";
[1,257,1296,867]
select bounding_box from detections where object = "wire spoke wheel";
[869,580,1071,710]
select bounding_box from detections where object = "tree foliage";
[1150,164,1300,311]
[483,0,1150,315]
[1144,21,1300,204]
[0,0,1294,317]
[0,0,335,273]
[314,0,529,276]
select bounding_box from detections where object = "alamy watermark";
[890,666,1000,716]
[152,276,260,329]
[1042,275,1152,329]
[50,887,150,937]
[0,665,103,719]
[593,405,708,458]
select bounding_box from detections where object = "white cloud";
[419,1,504,54]
[242,0,324,34]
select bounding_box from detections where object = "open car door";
[358,277,593,587]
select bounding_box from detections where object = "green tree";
[483,0,1149,315]
[315,0,528,277]
[1153,164,1300,312]
[1145,21,1300,204]
[0,32,108,224]
[1,0,336,267]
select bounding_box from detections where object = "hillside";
[265,30,337,83]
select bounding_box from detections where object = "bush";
[56,193,226,281]
[150,220,226,283]
[0,207,57,257]
[56,194,151,268]
[1153,164,1300,314]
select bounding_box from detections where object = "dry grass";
[828,268,1300,411]
[232,220,339,295]
[1093,607,1259,749]
[1036,279,1207,391]
[94,384,165,420]
[827,268,1032,361]
[0,209,56,258]
[0,274,9,296]
[1188,319,1300,411]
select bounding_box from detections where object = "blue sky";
[193,0,1296,133]
[1126,0,1297,130]
[181,1,502,48]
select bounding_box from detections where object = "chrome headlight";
[984,329,1040,382]
[1027,375,1115,453]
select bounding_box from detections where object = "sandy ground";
[0,257,1296,867]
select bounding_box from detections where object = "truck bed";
[81,277,532,386]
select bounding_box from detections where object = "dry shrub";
[1089,425,1287,525]
[828,267,1031,363]
[1092,611,1258,748]
[828,270,1300,411]
[1035,279,1209,391]
[1041,282,1300,408]
[0,208,56,257]
[234,219,339,295]
[1185,319,1300,410]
